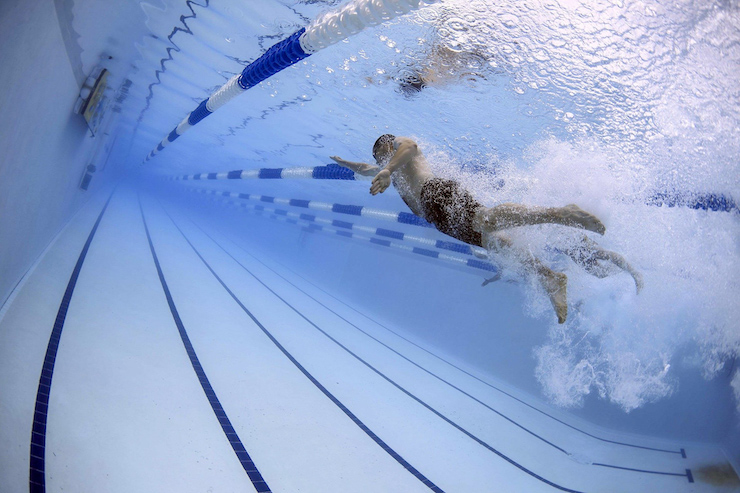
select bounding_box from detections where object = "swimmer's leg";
[595,248,644,294]
[474,203,605,235]
[487,232,568,324]
[567,236,644,293]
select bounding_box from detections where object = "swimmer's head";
[398,73,426,98]
[373,134,396,165]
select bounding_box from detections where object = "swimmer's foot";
[481,273,501,287]
[539,267,568,324]
[558,204,606,235]
[631,270,644,294]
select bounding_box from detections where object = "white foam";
[518,139,740,412]
[421,131,739,413]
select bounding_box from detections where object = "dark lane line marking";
[592,463,693,482]
[164,208,586,493]
[219,226,686,457]
[198,224,692,481]
[29,192,115,493]
[199,221,571,454]
[157,203,445,493]
[139,197,271,493]
[199,220,691,484]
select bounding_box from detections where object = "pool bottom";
[0,185,731,493]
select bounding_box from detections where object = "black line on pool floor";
[163,208,589,493]
[29,192,114,493]
[157,203,445,493]
[221,227,687,458]
[138,197,271,493]
[207,221,571,454]
[197,220,693,484]
[591,463,693,481]
[202,225,693,482]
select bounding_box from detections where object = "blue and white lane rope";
[168,164,371,182]
[145,0,437,162]
[165,165,739,214]
[249,205,498,274]
[204,192,490,259]
[645,191,737,213]
[181,186,436,229]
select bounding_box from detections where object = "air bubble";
[417,6,439,23]
[500,13,519,28]
[446,18,467,32]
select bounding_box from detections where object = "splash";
[517,137,740,412]
[393,0,740,413]
[416,118,739,412]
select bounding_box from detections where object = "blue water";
[1,0,739,490]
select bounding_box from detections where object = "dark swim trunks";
[419,178,484,248]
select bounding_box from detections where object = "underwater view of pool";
[1,0,739,491]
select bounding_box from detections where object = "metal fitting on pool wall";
[73,64,111,136]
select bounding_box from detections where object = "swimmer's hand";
[330,156,350,167]
[370,169,391,195]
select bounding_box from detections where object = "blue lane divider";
[29,192,114,493]
[158,204,445,493]
[290,214,496,273]
[145,29,310,162]
[170,164,365,182]
[212,200,496,274]
[647,190,737,213]
[219,226,691,459]
[205,193,493,267]
[166,211,591,493]
[168,166,737,213]
[144,0,438,162]
[202,220,696,483]
[137,0,212,124]
[139,198,271,493]
[289,217,497,273]
[181,186,435,229]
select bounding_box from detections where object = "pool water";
[1,0,739,491]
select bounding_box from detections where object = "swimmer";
[397,45,490,96]
[331,135,638,324]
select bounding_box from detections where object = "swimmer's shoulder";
[393,136,419,151]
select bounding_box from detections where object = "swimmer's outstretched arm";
[370,139,418,195]
[330,156,380,176]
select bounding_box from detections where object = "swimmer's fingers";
[370,182,384,195]
[330,155,348,166]
[370,182,388,195]
[370,172,390,195]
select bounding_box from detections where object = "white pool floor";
[0,186,733,493]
